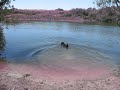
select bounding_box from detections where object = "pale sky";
[11,0,96,10]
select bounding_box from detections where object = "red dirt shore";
[0,63,120,90]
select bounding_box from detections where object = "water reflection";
[0,27,6,59]
[0,27,5,51]
[0,26,7,70]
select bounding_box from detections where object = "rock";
[23,74,30,78]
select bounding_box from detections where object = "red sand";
[0,63,120,90]
[8,63,113,80]
[0,63,10,71]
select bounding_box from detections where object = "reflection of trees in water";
[0,27,5,51]
[0,26,6,62]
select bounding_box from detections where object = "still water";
[1,22,120,80]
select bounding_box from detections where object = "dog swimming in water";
[61,42,69,49]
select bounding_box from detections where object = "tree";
[95,0,120,26]
[0,0,10,9]
[95,0,120,10]
[55,8,64,11]
[0,0,14,21]
[0,0,15,10]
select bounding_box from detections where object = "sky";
[11,0,96,10]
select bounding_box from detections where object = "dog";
[61,42,69,49]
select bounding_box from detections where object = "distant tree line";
[4,7,118,25]
[69,7,119,23]
[0,0,119,25]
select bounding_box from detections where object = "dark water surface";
[1,22,120,79]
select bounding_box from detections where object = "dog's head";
[61,42,64,45]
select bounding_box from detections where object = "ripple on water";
[9,44,117,80]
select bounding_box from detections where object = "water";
[1,22,120,80]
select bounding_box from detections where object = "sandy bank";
[0,63,120,90]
